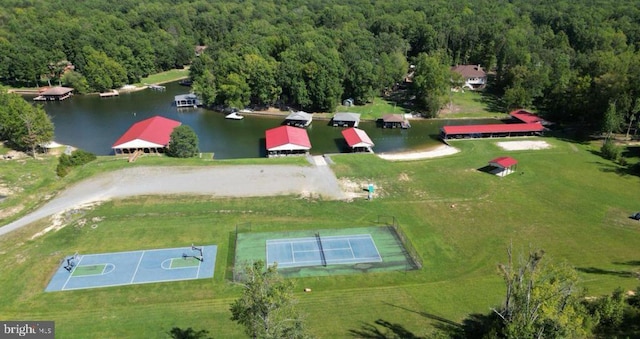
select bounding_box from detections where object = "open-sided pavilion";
[112,116,181,155]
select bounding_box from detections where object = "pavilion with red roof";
[341,127,374,153]
[488,156,518,177]
[112,116,181,155]
[440,110,546,140]
[265,125,311,157]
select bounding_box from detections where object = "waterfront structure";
[265,125,311,157]
[381,114,411,129]
[283,111,313,127]
[112,116,181,155]
[174,93,201,108]
[341,127,374,153]
[440,110,547,140]
[33,87,74,101]
[331,112,361,127]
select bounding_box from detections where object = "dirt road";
[0,163,346,237]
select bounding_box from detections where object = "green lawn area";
[1,136,639,338]
[335,91,505,120]
[335,97,408,120]
[136,68,190,86]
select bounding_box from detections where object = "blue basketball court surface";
[266,234,381,268]
[46,245,217,292]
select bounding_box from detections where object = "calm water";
[39,81,499,159]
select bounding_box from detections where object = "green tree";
[0,91,53,156]
[166,125,199,158]
[61,71,89,94]
[81,46,127,92]
[411,52,450,117]
[230,261,310,339]
[192,69,217,108]
[18,104,54,158]
[218,73,250,109]
[492,248,590,338]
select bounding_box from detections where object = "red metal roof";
[112,116,181,148]
[489,156,518,168]
[509,110,544,124]
[341,127,374,148]
[441,123,544,135]
[265,126,311,150]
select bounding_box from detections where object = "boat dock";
[149,85,166,91]
[99,90,119,98]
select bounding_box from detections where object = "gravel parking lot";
[0,164,346,237]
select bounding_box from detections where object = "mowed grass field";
[1,136,640,338]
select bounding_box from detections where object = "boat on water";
[225,112,244,120]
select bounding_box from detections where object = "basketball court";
[46,245,217,292]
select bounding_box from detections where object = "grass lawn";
[335,97,409,120]
[136,68,190,86]
[1,137,640,338]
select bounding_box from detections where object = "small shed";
[33,87,74,101]
[488,156,518,177]
[284,111,313,128]
[112,116,181,155]
[174,94,201,108]
[381,114,410,129]
[342,98,354,107]
[331,112,361,127]
[265,125,311,157]
[342,127,374,153]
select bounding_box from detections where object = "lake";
[39,81,500,159]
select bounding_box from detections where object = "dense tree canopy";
[0,89,54,156]
[0,0,639,124]
[166,125,199,158]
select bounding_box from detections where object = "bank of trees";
[1,0,640,125]
[0,89,54,156]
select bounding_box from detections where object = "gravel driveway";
[0,163,345,237]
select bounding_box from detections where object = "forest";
[1,0,640,128]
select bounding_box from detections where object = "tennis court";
[45,245,217,292]
[266,234,382,268]
[234,226,417,279]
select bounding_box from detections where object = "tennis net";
[315,233,327,267]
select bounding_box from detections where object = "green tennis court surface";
[46,245,217,292]
[234,226,416,279]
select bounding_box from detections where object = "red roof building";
[509,109,547,124]
[342,127,374,152]
[440,123,544,139]
[488,156,518,177]
[265,126,311,157]
[112,116,181,154]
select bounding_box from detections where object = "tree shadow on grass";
[348,319,423,339]
[576,266,638,278]
[377,303,500,338]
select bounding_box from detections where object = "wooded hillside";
[1,0,639,126]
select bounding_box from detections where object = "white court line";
[196,248,202,278]
[367,234,383,260]
[130,251,145,283]
[289,242,295,264]
[347,240,356,259]
[61,255,84,290]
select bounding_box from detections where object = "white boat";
[225,112,244,120]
